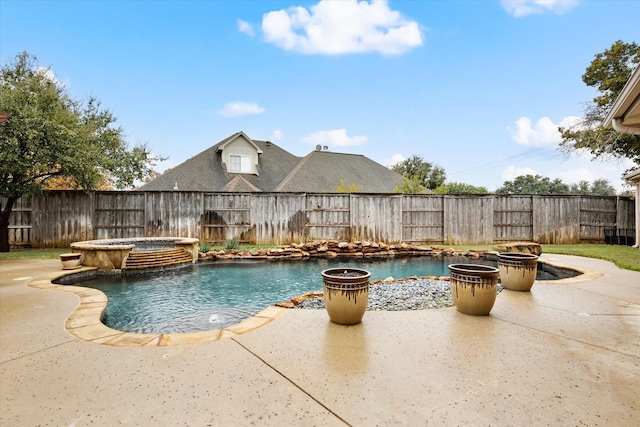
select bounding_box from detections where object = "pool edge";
[27,268,288,347]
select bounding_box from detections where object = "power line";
[448,146,559,177]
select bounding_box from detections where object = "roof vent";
[315,144,322,151]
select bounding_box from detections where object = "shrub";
[223,239,239,250]
[198,242,213,253]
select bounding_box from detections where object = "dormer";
[216,132,263,175]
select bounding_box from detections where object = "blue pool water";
[77,256,565,334]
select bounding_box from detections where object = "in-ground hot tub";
[70,237,199,270]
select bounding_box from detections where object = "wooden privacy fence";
[2,191,635,248]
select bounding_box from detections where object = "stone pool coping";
[70,237,199,269]
[28,267,287,347]
[26,256,601,347]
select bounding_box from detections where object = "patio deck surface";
[1,253,638,426]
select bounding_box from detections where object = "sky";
[1,0,638,193]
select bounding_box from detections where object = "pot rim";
[448,263,499,275]
[321,267,372,280]
[498,252,539,260]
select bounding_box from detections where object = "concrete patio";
[1,254,639,426]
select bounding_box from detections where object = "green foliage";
[497,175,620,196]
[569,178,617,196]
[223,239,239,250]
[198,241,213,253]
[335,179,363,193]
[395,176,427,194]
[558,40,640,167]
[391,155,446,190]
[0,52,161,251]
[496,174,570,195]
[433,182,489,195]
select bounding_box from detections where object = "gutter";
[612,118,640,135]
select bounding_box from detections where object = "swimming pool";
[76,256,574,334]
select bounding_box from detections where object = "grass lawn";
[432,243,639,272]
[1,243,638,272]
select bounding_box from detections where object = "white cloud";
[550,167,598,185]
[386,153,406,168]
[237,19,254,36]
[35,66,69,88]
[218,102,265,118]
[501,0,579,18]
[261,0,423,56]
[500,165,537,181]
[300,129,368,148]
[507,115,581,147]
[270,130,283,140]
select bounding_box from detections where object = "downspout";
[612,118,640,135]
[634,180,640,248]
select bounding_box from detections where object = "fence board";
[202,193,251,242]
[351,195,402,242]
[401,195,444,243]
[444,196,494,245]
[305,194,351,241]
[251,194,307,244]
[533,196,581,243]
[579,196,617,242]
[493,196,533,242]
[5,197,32,246]
[95,192,145,239]
[2,191,635,247]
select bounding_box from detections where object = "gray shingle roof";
[139,132,403,193]
[276,151,403,193]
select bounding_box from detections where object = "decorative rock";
[495,241,542,256]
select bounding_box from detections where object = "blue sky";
[1,0,638,192]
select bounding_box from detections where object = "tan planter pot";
[60,253,82,270]
[498,252,539,292]
[321,268,371,325]
[448,264,499,316]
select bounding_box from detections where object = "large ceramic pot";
[321,267,371,325]
[498,252,539,292]
[448,264,499,316]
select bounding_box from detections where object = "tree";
[433,182,489,195]
[589,178,617,196]
[558,41,640,166]
[569,178,616,196]
[335,179,362,193]
[394,176,427,194]
[391,155,446,190]
[496,174,570,195]
[0,52,158,252]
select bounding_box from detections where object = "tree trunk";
[0,196,17,252]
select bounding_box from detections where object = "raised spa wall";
[70,238,199,270]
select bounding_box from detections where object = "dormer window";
[229,154,252,173]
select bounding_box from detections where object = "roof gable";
[216,131,263,154]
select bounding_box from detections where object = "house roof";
[139,132,299,192]
[139,132,403,193]
[275,150,403,193]
[603,65,640,135]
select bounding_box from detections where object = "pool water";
[78,256,565,334]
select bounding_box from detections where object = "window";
[229,155,252,173]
